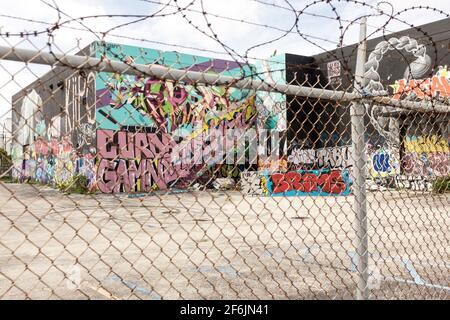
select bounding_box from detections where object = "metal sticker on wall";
[327,60,341,78]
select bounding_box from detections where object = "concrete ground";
[0,182,448,300]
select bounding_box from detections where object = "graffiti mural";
[12,42,329,195]
[402,135,450,177]
[240,171,263,196]
[91,43,259,192]
[394,175,433,192]
[97,74,256,136]
[367,143,400,178]
[365,36,433,147]
[288,146,352,170]
[94,74,257,192]
[12,130,96,188]
[390,66,450,101]
[96,129,190,193]
[241,169,351,196]
[265,170,351,196]
[11,71,97,186]
[255,54,286,132]
[361,35,449,187]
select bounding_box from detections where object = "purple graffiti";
[96,129,189,193]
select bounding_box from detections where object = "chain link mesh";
[0,0,449,300]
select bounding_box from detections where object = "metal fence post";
[351,17,369,300]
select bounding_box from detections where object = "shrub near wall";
[432,176,450,193]
[0,148,12,177]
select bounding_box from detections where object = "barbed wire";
[1,0,448,87]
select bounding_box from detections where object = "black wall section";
[285,54,330,154]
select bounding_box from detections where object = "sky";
[0,0,449,125]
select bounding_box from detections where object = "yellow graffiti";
[404,135,449,153]
[189,96,256,140]
[438,65,449,78]
[261,176,268,196]
[54,153,75,185]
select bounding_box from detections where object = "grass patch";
[0,176,14,183]
[56,174,94,194]
[432,176,450,194]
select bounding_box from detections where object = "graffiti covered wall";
[312,21,450,191]
[96,129,190,193]
[11,63,97,188]
[402,135,449,177]
[254,54,286,132]
[12,35,448,195]
[366,144,400,179]
[241,169,351,196]
[253,54,288,171]
[288,146,352,171]
[94,42,258,192]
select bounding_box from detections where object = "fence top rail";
[1,45,449,114]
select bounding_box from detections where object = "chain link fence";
[0,0,449,300]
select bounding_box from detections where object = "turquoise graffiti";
[92,42,258,192]
[97,74,256,137]
[255,54,286,131]
[94,42,255,137]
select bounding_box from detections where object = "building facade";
[11,18,450,194]
[11,41,260,191]
[308,18,450,189]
